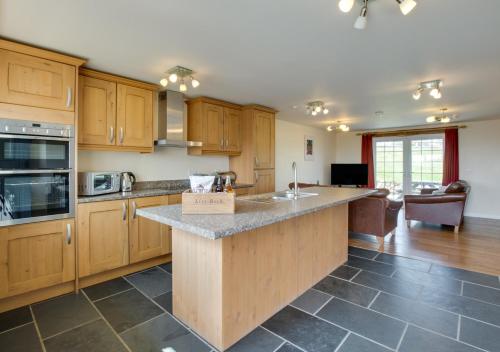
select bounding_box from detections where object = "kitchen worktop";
[137,186,375,239]
[77,180,254,203]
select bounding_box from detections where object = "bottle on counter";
[224,176,233,193]
[215,177,224,193]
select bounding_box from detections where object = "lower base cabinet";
[0,219,75,299]
[254,169,275,194]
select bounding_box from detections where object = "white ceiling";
[1,0,500,130]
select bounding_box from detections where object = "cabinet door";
[0,219,75,298]
[254,169,275,195]
[202,103,224,152]
[78,200,129,277]
[254,111,275,169]
[129,196,170,264]
[0,49,76,111]
[223,107,241,153]
[116,84,153,148]
[78,76,116,146]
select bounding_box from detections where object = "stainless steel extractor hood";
[155,90,202,148]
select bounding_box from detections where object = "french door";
[374,134,444,198]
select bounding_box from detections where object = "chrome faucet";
[292,161,299,199]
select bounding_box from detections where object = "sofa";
[404,180,470,233]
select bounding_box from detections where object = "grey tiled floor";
[1,247,500,351]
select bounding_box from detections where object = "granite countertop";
[78,180,254,204]
[137,187,376,240]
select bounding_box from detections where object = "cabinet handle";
[220,139,224,148]
[66,87,72,108]
[226,139,229,147]
[255,171,259,182]
[109,126,115,143]
[132,201,137,219]
[66,223,72,245]
[255,156,259,166]
[119,127,124,144]
[122,202,127,221]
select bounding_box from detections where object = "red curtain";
[361,134,375,188]
[443,128,459,185]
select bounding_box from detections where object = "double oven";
[0,118,75,226]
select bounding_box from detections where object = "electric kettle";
[121,172,136,192]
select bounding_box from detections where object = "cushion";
[444,182,466,193]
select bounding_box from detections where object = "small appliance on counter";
[78,171,121,196]
[121,172,136,192]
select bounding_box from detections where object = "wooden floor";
[349,211,500,276]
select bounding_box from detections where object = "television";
[331,163,368,186]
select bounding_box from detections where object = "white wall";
[275,119,336,191]
[334,119,500,219]
[78,148,229,181]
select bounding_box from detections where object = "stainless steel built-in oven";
[0,119,75,226]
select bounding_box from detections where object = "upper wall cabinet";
[187,97,241,156]
[78,69,157,153]
[0,39,85,125]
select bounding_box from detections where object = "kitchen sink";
[272,191,319,200]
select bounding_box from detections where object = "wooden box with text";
[181,190,235,214]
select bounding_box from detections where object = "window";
[374,134,444,197]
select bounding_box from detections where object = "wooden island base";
[172,204,348,351]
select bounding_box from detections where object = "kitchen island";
[137,187,374,351]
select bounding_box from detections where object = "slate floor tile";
[370,292,458,337]
[153,291,172,313]
[337,334,391,352]
[418,286,500,326]
[317,298,405,349]
[430,264,500,289]
[158,262,172,274]
[0,323,43,352]
[463,282,500,306]
[352,270,422,300]
[120,313,210,352]
[227,326,283,352]
[314,276,378,307]
[32,293,99,338]
[399,325,480,352]
[83,278,133,301]
[348,246,379,259]
[126,267,172,298]
[346,255,395,276]
[262,306,348,352]
[275,342,302,352]
[330,265,360,281]
[393,267,462,295]
[44,319,127,352]
[0,306,32,334]
[374,253,431,272]
[290,289,331,314]
[94,289,163,333]
[460,316,500,352]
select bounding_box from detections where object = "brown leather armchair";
[404,180,470,233]
[348,190,403,248]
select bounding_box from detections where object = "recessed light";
[375,111,384,118]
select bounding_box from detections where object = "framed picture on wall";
[304,135,314,161]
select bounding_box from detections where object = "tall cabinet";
[229,105,276,194]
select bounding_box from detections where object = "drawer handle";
[220,139,224,148]
[66,87,72,108]
[122,202,127,221]
[226,139,229,147]
[66,223,72,245]
[119,127,124,144]
[132,201,137,219]
[109,126,115,143]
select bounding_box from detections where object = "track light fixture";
[338,0,417,30]
[160,66,200,92]
[306,101,329,116]
[426,108,456,124]
[412,79,443,100]
[327,121,351,132]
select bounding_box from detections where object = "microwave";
[78,172,121,196]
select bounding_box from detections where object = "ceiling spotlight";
[315,106,322,113]
[323,108,329,115]
[396,0,417,15]
[412,88,423,100]
[168,73,178,83]
[426,116,437,123]
[191,77,200,88]
[426,108,455,124]
[338,0,355,13]
[160,78,168,87]
[326,125,334,132]
[413,79,443,101]
[375,110,384,118]
[354,1,368,30]
[306,101,329,117]
[179,80,187,92]
[312,110,318,116]
[441,116,450,123]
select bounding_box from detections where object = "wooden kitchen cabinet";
[129,196,170,264]
[187,97,241,155]
[78,69,157,153]
[77,200,129,277]
[254,110,275,169]
[254,169,275,194]
[78,76,116,146]
[0,219,75,298]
